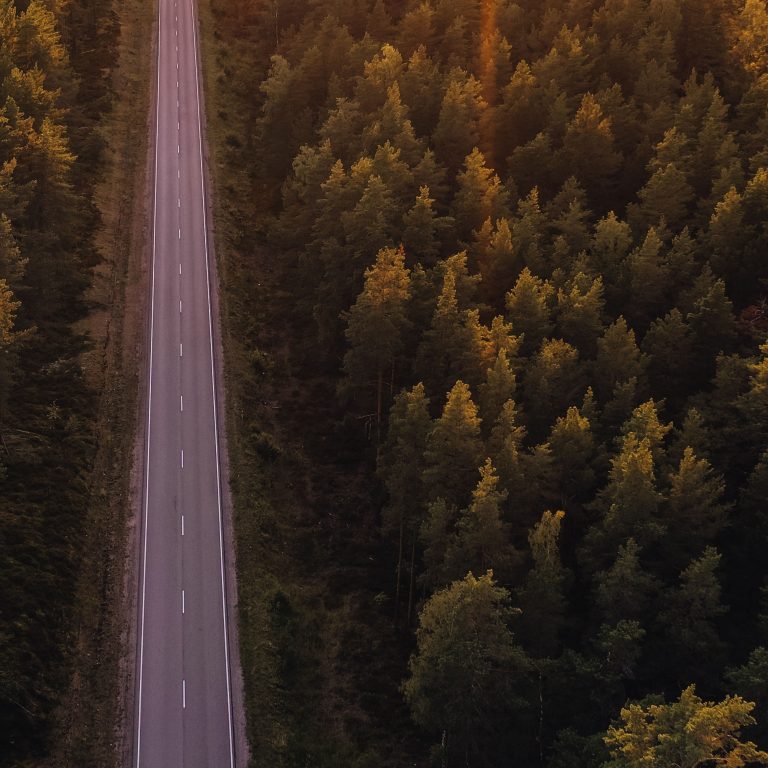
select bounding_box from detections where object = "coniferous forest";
[206,0,768,766]
[0,0,119,762]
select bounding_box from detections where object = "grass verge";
[46,0,154,764]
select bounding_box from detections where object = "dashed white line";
[182,680,186,709]
[181,515,185,536]
[180,394,184,411]
[180,342,183,358]
[178,227,181,239]
[179,300,182,313]
[182,590,185,614]
[181,449,184,469]
[179,263,182,275]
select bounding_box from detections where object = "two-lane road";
[134,0,235,764]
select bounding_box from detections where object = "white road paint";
[135,0,164,757]
[180,394,184,411]
[182,679,186,709]
[182,590,185,614]
[189,0,236,757]
[181,449,184,469]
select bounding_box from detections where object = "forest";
[205,0,768,766]
[0,0,119,763]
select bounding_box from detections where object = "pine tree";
[661,548,727,684]
[505,267,554,356]
[549,405,596,502]
[518,510,568,657]
[523,338,587,440]
[663,447,729,570]
[433,72,487,175]
[343,245,411,431]
[423,380,484,508]
[446,459,512,582]
[596,539,658,626]
[592,319,647,412]
[555,271,605,357]
[450,147,509,242]
[563,92,621,201]
[479,349,517,430]
[604,686,768,768]
[379,383,432,619]
[584,434,662,567]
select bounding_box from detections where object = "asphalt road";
[134,0,235,764]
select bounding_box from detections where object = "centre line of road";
[182,680,186,709]
[189,0,236,759]
[179,300,182,313]
[181,449,184,469]
[182,590,185,614]
[180,343,183,358]
[180,394,184,411]
[181,515,185,536]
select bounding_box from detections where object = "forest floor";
[46,0,155,764]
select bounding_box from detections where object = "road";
[134,0,235,764]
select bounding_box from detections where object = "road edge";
[191,1,250,764]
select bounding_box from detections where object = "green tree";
[596,539,658,626]
[594,317,648,404]
[555,271,606,357]
[451,147,509,242]
[505,267,553,356]
[379,383,432,621]
[423,380,484,508]
[446,459,512,583]
[523,338,587,440]
[603,686,768,768]
[518,510,568,657]
[343,246,411,431]
[661,547,727,682]
[404,571,528,765]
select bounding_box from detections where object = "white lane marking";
[182,680,186,709]
[179,300,182,313]
[181,515,185,536]
[177,168,180,178]
[136,0,163,759]
[181,449,184,469]
[179,263,182,275]
[178,198,181,207]
[180,342,183,358]
[179,227,181,239]
[180,394,183,411]
[182,590,185,614]
[190,0,236,759]
[177,144,180,154]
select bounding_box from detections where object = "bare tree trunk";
[407,529,417,626]
[394,511,404,625]
[376,367,383,443]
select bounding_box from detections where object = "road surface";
[134,0,235,764]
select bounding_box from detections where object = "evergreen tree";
[604,686,768,768]
[505,267,554,356]
[423,380,484,508]
[343,246,411,430]
[518,509,568,657]
[379,383,432,619]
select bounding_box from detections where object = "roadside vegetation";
[203,0,768,766]
[0,0,151,765]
